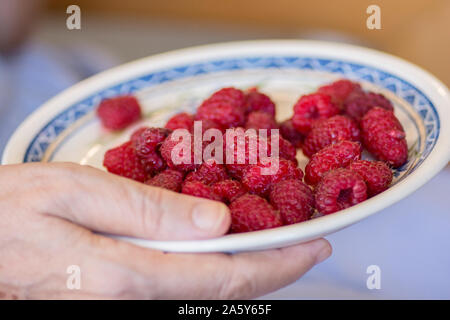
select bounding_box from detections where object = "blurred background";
[1,0,449,299]
[44,0,450,82]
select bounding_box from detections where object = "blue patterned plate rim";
[23,55,441,166]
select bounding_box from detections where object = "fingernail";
[192,202,228,231]
[313,239,332,264]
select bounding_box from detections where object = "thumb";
[43,163,231,240]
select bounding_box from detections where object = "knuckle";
[138,186,165,238]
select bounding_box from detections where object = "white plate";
[3,40,450,252]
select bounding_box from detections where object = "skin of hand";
[0,162,331,299]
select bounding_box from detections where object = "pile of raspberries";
[99,79,408,233]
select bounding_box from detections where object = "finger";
[70,232,330,299]
[33,162,231,240]
[124,238,332,299]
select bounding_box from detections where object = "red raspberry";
[344,91,394,120]
[242,158,303,196]
[212,179,246,203]
[244,88,276,116]
[184,159,229,185]
[315,168,367,215]
[292,93,340,135]
[195,119,224,133]
[130,127,148,142]
[181,180,221,201]
[196,100,245,129]
[279,119,304,148]
[245,111,278,130]
[302,115,361,157]
[360,107,407,167]
[160,132,198,172]
[145,169,184,192]
[165,112,194,131]
[103,141,148,182]
[223,128,270,179]
[348,160,392,196]
[196,88,246,129]
[318,79,362,105]
[305,140,362,186]
[268,132,297,162]
[131,127,170,157]
[226,164,247,181]
[208,87,245,108]
[229,194,283,232]
[97,96,142,130]
[139,152,166,176]
[269,179,314,225]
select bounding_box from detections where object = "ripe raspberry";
[103,141,148,182]
[195,119,224,133]
[292,93,340,135]
[268,132,297,162]
[145,169,184,192]
[165,112,194,131]
[196,88,246,129]
[225,164,248,181]
[130,127,148,142]
[160,132,198,172]
[315,168,367,215]
[139,152,166,176]
[181,180,221,201]
[279,119,304,148]
[224,127,270,179]
[360,107,408,167]
[196,100,245,129]
[184,159,229,185]
[305,140,362,186]
[242,158,303,196]
[348,160,392,196]
[317,79,362,105]
[269,179,314,225]
[97,96,142,130]
[244,88,276,116]
[212,179,246,203]
[229,194,283,233]
[302,115,361,157]
[344,91,394,120]
[131,127,170,157]
[208,87,245,108]
[245,111,278,130]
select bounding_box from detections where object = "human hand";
[0,163,331,299]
